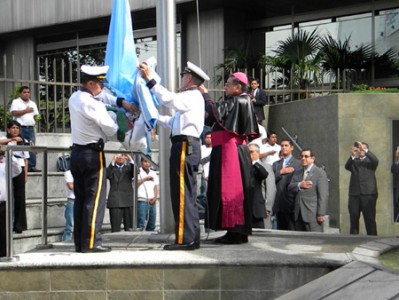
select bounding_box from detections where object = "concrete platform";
[0,230,398,299]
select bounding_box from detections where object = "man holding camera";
[106,153,135,232]
[345,141,379,235]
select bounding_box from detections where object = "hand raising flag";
[104,0,159,150]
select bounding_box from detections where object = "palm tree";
[261,29,322,96]
[319,34,373,86]
[215,46,263,85]
[319,33,399,86]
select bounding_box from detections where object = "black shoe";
[213,232,242,244]
[81,246,112,253]
[29,167,41,172]
[242,235,248,243]
[163,241,199,251]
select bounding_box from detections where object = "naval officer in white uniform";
[139,61,209,250]
[69,65,118,253]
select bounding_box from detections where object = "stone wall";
[0,265,331,299]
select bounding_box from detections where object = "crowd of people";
[0,64,385,257]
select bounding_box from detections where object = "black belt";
[72,139,104,151]
[171,135,200,144]
[21,126,34,128]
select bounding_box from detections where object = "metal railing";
[2,53,387,133]
[0,144,158,262]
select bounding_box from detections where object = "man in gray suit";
[288,148,329,232]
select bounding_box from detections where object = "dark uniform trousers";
[169,135,201,245]
[70,146,107,252]
[13,168,27,232]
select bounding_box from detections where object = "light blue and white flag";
[104,0,158,139]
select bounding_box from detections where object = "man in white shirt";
[62,170,75,241]
[10,86,41,172]
[198,131,212,220]
[260,131,281,165]
[137,157,159,231]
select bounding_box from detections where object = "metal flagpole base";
[36,244,54,250]
[0,256,19,262]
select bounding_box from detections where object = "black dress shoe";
[213,232,242,244]
[81,246,112,253]
[242,235,248,243]
[163,241,199,251]
[29,167,41,172]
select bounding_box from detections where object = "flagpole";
[157,0,176,234]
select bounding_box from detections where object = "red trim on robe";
[211,130,246,228]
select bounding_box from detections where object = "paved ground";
[1,229,399,299]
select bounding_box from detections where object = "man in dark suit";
[345,141,378,235]
[248,144,269,228]
[250,78,268,124]
[106,153,135,232]
[288,148,329,232]
[272,139,301,230]
[391,149,399,221]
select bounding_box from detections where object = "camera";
[17,140,30,146]
[354,142,360,148]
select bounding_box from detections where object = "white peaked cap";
[81,65,109,78]
[186,61,210,81]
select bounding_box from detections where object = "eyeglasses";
[224,82,236,87]
[249,150,257,153]
[300,155,311,158]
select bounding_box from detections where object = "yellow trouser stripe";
[177,141,187,244]
[89,152,104,249]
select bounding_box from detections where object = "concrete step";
[24,197,111,231]
[24,197,113,231]
[12,227,64,254]
[12,224,114,255]
[26,172,66,199]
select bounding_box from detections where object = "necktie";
[303,169,308,180]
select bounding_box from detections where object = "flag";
[104,0,158,146]
[105,0,137,103]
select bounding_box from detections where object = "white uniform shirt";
[96,88,117,106]
[251,124,267,147]
[64,170,75,199]
[69,89,118,144]
[10,98,39,126]
[0,152,25,203]
[152,85,204,138]
[0,137,29,168]
[0,162,6,202]
[201,145,212,178]
[260,143,281,165]
[137,167,159,201]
